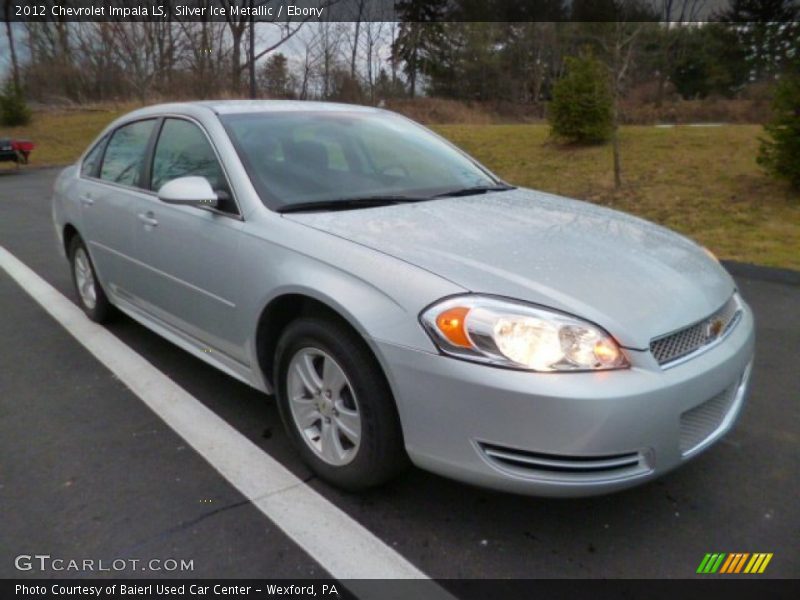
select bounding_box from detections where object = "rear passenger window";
[99,119,156,188]
[81,135,107,178]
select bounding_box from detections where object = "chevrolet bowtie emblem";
[706,318,725,339]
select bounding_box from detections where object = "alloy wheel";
[73,248,97,310]
[286,347,361,466]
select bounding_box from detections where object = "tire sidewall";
[274,318,402,490]
[68,236,110,322]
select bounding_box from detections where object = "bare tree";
[175,17,231,98]
[220,0,311,95]
[362,21,387,101]
[106,22,160,103]
[346,0,368,77]
[295,27,321,99]
[580,16,648,188]
[608,22,644,188]
[315,19,344,98]
[3,1,21,90]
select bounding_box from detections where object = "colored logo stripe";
[697,553,726,573]
[744,553,774,574]
[720,553,749,573]
[698,553,773,574]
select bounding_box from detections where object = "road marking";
[0,246,452,599]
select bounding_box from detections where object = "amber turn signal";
[435,306,472,348]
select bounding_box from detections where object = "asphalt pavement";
[1,167,798,580]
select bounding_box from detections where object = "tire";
[68,235,113,323]
[274,317,408,491]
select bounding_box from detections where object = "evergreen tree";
[720,0,800,80]
[260,53,294,99]
[0,81,31,127]
[758,74,800,189]
[391,0,448,97]
[548,53,614,144]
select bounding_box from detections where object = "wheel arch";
[62,223,80,257]
[254,291,388,392]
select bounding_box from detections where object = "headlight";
[420,296,628,372]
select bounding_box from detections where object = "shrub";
[0,83,32,127]
[758,75,800,189]
[548,54,613,144]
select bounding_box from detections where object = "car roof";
[197,100,383,115]
[89,100,394,159]
[118,100,384,121]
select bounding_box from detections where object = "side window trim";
[148,115,243,219]
[80,134,110,179]
[140,116,164,191]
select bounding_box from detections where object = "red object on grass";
[12,140,35,153]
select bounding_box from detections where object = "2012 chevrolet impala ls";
[52,101,754,496]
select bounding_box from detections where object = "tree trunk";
[408,46,417,98]
[231,28,243,94]
[655,70,666,108]
[612,103,622,189]
[350,19,361,78]
[248,14,256,99]
[4,3,20,91]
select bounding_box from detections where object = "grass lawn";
[3,109,798,270]
[436,124,800,271]
[1,106,129,166]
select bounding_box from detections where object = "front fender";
[237,215,464,389]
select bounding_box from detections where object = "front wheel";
[274,317,407,491]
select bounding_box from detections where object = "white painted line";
[0,246,453,599]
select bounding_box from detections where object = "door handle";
[137,211,159,227]
[79,195,94,207]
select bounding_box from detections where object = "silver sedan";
[52,101,754,496]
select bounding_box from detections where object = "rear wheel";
[274,317,407,490]
[69,236,113,323]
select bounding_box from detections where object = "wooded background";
[2,1,798,124]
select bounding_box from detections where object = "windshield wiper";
[278,195,425,213]
[433,184,516,198]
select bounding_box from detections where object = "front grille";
[650,296,740,366]
[680,384,737,455]
[478,443,651,482]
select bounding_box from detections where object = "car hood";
[285,188,735,349]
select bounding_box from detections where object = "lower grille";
[679,384,737,455]
[478,443,651,482]
[650,295,741,366]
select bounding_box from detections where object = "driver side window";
[150,118,237,215]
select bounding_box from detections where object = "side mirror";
[158,176,218,209]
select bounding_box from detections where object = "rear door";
[79,118,159,302]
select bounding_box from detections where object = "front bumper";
[376,301,755,496]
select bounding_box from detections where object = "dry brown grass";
[385,97,498,125]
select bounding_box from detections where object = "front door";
[132,117,248,365]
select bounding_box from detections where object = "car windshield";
[221,110,501,210]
